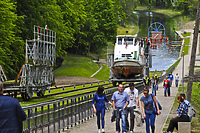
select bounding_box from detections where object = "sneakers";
[130,131,134,133]
[98,129,101,133]
[116,131,119,133]
[102,128,105,133]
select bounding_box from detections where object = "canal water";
[133,11,184,71]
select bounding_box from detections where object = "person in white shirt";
[124,83,139,133]
[175,73,179,87]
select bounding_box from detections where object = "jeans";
[175,80,179,87]
[96,108,105,129]
[144,113,156,133]
[164,87,168,96]
[126,106,135,131]
[168,87,170,96]
[152,85,156,96]
[116,109,126,132]
[156,83,158,90]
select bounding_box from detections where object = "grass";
[149,71,163,77]
[54,54,100,78]
[117,25,139,35]
[93,65,110,80]
[182,32,191,37]
[181,38,190,56]
[135,6,182,17]
[166,58,181,74]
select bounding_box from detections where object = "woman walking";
[163,76,170,97]
[151,76,157,96]
[140,88,160,133]
[92,86,112,133]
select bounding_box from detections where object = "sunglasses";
[144,93,148,94]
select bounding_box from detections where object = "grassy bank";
[54,54,110,80]
[54,54,100,78]
[117,24,139,35]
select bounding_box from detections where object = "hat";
[155,74,157,76]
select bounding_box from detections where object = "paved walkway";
[63,29,195,133]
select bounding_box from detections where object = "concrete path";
[63,30,194,133]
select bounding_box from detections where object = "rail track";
[19,81,144,107]
[19,82,113,102]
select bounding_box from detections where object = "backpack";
[151,94,162,115]
[188,106,195,117]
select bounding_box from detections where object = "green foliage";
[0,0,24,79]
[138,0,198,20]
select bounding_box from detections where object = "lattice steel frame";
[20,25,56,98]
[0,65,7,82]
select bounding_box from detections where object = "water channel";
[133,11,185,71]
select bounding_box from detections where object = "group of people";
[92,83,139,133]
[92,83,161,133]
[143,74,159,96]
[92,72,191,133]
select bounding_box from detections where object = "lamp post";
[182,51,184,93]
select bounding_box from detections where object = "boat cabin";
[114,35,140,61]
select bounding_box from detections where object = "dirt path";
[55,76,100,86]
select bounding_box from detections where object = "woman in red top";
[163,76,169,97]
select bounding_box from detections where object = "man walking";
[168,72,174,87]
[143,75,150,88]
[124,83,139,133]
[154,74,159,90]
[175,73,179,87]
[0,81,26,133]
[112,84,129,133]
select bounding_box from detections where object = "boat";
[110,35,144,85]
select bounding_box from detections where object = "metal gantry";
[0,65,7,82]
[19,25,56,99]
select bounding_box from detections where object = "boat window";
[118,38,122,45]
[124,38,133,45]
[126,54,132,57]
[122,54,132,57]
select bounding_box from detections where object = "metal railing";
[22,82,144,133]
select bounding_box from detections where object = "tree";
[0,0,24,79]
[186,0,200,102]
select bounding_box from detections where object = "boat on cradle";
[110,35,144,85]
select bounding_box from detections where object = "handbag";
[151,94,162,115]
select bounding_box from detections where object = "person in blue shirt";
[168,72,174,87]
[140,87,160,133]
[0,82,26,133]
[180,93,192,121]
[164,95,190,133]
[92,86,112,133]
[112,84,129,133]
[167,76,171,96]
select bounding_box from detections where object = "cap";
[155,74,157,76]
